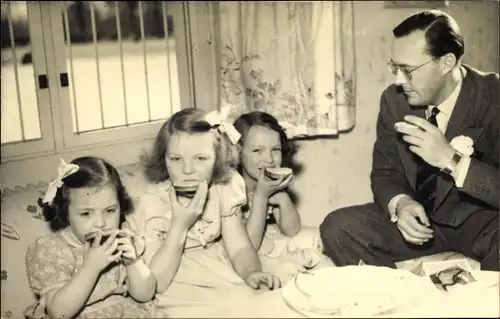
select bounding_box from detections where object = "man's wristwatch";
[441,151,463,175]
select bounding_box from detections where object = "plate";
[281,266,436,317]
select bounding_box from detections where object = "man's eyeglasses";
[387,59,434,81]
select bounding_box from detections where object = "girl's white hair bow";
[42,157,80,204]
[204,104,241,145]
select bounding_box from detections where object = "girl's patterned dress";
[242,191,330,282]
[124,170,257,318]
[24,228,158,319]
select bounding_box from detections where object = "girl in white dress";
[233,111,334,282]
[124,107,281,317]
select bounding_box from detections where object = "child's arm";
[125,260,157,302]
[222,213,262,280]
[245,171,296,249]
[270,191,301,237]
[148,222,189,293]
[26,234,121,319]
[219,172,281,289]
[50,233,122,318]
[46,264,101,318]
[123,191,191,294]
[118,232,157,302]
[245,190,271,250]
[147,181,208,293]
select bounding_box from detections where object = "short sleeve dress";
[24,228,158,319]
[124,170,254,317]
[241,191,328,282]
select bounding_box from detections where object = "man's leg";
[442,209,499,271]
[319,203,452,267]
[482,238,499,271]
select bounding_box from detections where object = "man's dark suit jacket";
[371,64,499,227]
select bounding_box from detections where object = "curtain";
[186,1,356,137]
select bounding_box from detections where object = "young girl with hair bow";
[232,111,334,283]
[124,106,281,317]
[24,156,158,319]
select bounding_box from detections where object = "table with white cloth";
[200,266,500,318]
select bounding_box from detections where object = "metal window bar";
[89,2,105,130]
[59,1,178,134]
[183,2,196,107]
[62,1,80,133]
[6,1,26,141]
[114,1,129,126]
[162,2,174,115]
[137,1,152,122]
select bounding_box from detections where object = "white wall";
[1,1,498,227]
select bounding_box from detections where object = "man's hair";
[393,10,464,61]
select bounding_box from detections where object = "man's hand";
[396,197,434,245]
[395,115,455,169]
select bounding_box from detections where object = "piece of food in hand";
[130,234,146,257]
[115,229,146,256]
[172,182,199,198]
[85,228,118,245]
[264,167,293,180]
[114,229,146,257]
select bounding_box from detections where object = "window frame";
[1,2,57,163]
[44,1,193,151]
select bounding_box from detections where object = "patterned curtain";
[187,1,356,137]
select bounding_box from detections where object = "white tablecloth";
[200,270,499,318]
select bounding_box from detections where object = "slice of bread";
[265,167,293,179]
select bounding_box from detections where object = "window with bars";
[1,1,44,145]
[1,1,191,162]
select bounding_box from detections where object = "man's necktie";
[415,107,440,213]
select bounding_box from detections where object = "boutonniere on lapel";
[450,135,474,157]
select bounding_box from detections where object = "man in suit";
[320,10,499,271]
